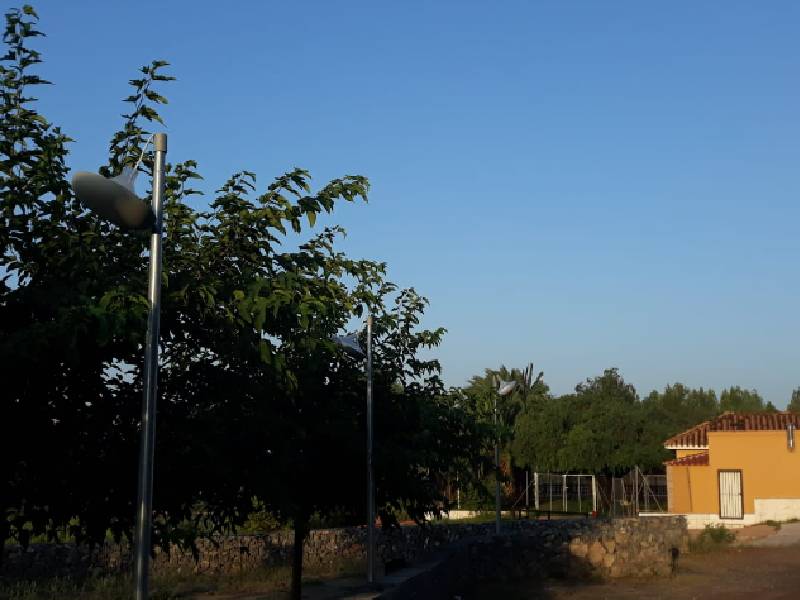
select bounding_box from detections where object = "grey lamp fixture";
[498,380,516,397]
[72,134,160,230]
[71,133,167,600]
[494,379,516,534]
[332,332,364,356]
[71,166,155,230]
[333,312,376,584]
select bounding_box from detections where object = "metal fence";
[609,467,668,516]
[446,468,666,517]
[510,472,598,514]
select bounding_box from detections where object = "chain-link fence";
[609,467,668,516]
[506,472,598,515]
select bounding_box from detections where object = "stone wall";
[379,517,688,599]
[1,516,687,582]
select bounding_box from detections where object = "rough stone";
[1,516,688,584]
[587,541,606,566]
[569,540,588,558]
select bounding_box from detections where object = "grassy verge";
[762,517,800,531]
[0,558,364,600]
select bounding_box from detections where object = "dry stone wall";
[1,516,687,582]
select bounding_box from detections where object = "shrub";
[690,524,736,552]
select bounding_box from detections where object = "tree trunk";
[290,513,310,600]
[0,510,7,570]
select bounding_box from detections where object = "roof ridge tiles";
[664,411,800,448]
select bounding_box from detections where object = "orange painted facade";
[667,430,800,516]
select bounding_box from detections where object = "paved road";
[745,522,800,547]
[474,545,800,600]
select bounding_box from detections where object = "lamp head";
[332,332,365,357]
[71,167,154,230]
[498,380,516,396]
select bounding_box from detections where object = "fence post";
[562,474,567,512]
[534,472,540,510]
[592,475,598,513]
[634,467,640,516]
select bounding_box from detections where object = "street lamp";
[71,133,167,600]
[494,378,516,534]
[332,311,375,583]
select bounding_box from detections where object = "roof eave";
[664,444,709,450]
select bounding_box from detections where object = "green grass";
[0,558,365,600]
[761,517,800,531]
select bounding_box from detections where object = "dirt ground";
[472,545,800,600]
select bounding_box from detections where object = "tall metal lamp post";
[333,311,375,583]
[71,133,167,600]
[495,379,516,534]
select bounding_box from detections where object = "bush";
[690,524,736,552]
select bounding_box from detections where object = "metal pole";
[525,470,529,514]
[134,133,167,600]
[366,312,375,583]
[494,394,501,534]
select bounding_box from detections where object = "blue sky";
[27,1,800,405]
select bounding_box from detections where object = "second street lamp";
[71,133,167,600]
[332,310,376,584]
[495,379,516,534]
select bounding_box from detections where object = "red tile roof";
[664,451,709,467]
[664,411,800,448]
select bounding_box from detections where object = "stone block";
[569,540,588,558]
[587,541,605,566]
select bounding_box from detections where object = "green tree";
[462,364,546,500]
[789,388,800,413]
[511,393,572,473]
[514,369,654,475]
[639,384,720,466]
[0,9,484,599]
[463,363,547,444]
[719,386,765,412]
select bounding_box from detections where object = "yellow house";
[664,411,800,528]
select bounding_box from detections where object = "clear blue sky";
[27,1,800,405]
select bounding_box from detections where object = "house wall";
[667,464,716,514]
[667,430,800,527]
[711,431,800,514]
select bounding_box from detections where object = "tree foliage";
[789,388,800,413]
[509,370,779,475]
[719,386,767,412]
[0,8,484,597]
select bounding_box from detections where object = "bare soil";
[472,546,800,600]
